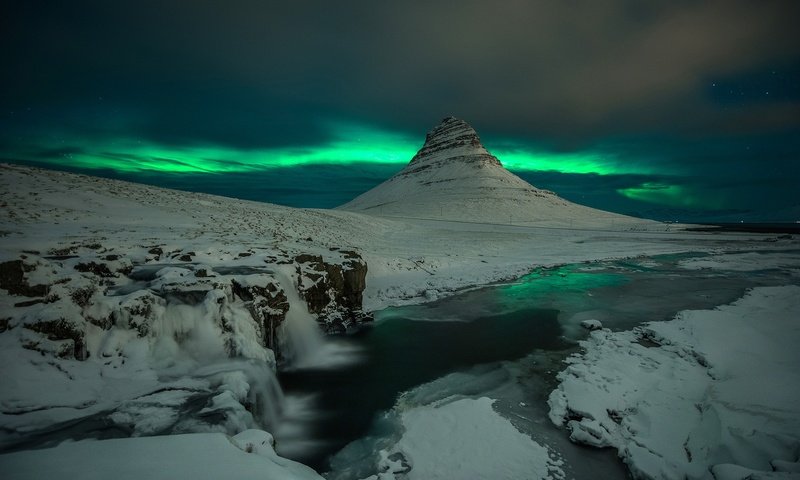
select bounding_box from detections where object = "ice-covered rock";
[548,286,800,479]
[0,241,371,450]
[579,319,603,330]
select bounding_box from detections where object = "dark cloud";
[1,1,798,218]
[3,0,799,147]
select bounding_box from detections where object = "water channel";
[274,250,799,478]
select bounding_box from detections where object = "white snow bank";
[548,285,800,479]
[677,251,800,273]
[0,429,322,480]
[361,397,562,480]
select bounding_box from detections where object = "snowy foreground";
[549,285,800,479]
[0,429,321,480]
[1,163,799,479]
[349,397,563,480]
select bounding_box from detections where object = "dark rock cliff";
[294,250,372,334]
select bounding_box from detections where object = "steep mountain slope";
[339,117,644,228]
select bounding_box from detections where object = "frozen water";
[277,251,799,473]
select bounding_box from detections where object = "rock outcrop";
[0,245,370,363]
[0,260,49,298]
[294,250,371,334]
[408,116,501,169]
[231,277,289,355]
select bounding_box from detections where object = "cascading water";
[142,287,290,432]
[269,268,365,461]
[274,268,327,368]
[193,360,285,431]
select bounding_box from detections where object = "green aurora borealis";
[8,121,702,210]
[2,119,772,214]
[3,2,798,220]
[12,122,649,176]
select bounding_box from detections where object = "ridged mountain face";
[409,116,499,168]
[338,116,639,227]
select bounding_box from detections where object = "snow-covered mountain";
[339,117,644,228]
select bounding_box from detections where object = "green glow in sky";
[15,121,658,177]
[618,182,725,209]
[491,145,651,176]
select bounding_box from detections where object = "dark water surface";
[275,251,800,476]
[278,307,565,468]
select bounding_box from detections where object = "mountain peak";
[338,116,641,228]
[410,116,493,166]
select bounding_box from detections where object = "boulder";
[23,318,87,360]
[580,319,603,331]
[0,260,48,297]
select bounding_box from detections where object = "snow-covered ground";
[1,163,787,312]
[0,429,323,480]
[548,285,800,479]
[355,396,563,480]
[2,162,798,479]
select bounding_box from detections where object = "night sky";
[2,1,799,221]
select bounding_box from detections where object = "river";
[274,250,799,478]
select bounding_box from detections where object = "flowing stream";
[273,251,800,478]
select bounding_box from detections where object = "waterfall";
[273,267,363,370]
[194,360,286,431]
[274,268,327,368]
[144,281,289,433]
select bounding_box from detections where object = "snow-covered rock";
[579,319,603,330]
[339,116,646,229]
[548,286,800,479]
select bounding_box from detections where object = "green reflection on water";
[501,264,629,304]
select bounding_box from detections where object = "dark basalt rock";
[24,319,87,360]
[408,116,501,169]
[14,298,45,308]
[74,261,115,278]
[294,251,370,333]
[232,278,289,356]
[0,260,48,297]
[195,268,213,278]
[178,253,195,262]
[294,253,323,265]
